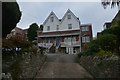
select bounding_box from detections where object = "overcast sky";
[16,2,118,37]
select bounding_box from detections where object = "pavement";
[35,53,93,78]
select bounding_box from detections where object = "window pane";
[82,27,89,31]
[50,38,53,43]
[86,27,89,31]
[47,26,50,31]
[46,39,49,43]
[68,15,71,19]
[51,17,54,22]
[82,37,85,43]
[56,25,59,30]
[86,36,90,42]
[68,24,72,29]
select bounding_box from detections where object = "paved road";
[35,53,93,78]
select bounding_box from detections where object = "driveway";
[35,53,93,78]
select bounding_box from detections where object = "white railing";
[38,43,53,48]
[61,41,80,47]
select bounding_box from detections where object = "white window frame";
[56,25,59,30]
[47,26,50,31]
[67,15,71,19]
[51,17,54,22]
[82,26,89,31]
[68,24,72,29]
[82,36,90,43]
[64,37,67,43]
[72,37,76,44]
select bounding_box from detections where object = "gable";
[42,9,81,32]
[61,9,80,23]
[43,11,59,26]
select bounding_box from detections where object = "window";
[50,38,53,43]
[67,15,71,19]
[82,36,90,43]
[68,24,72,29]
[51,17,54,22]
[47,26,50,31]
[56,25,59,30]
[86,36,90,42]
[81,27,89,31]
[45,39,49,43]
[41,39,43,43]
[72,37,76,44]
[64,37,67,43]
[13,32,16,35]
[68,10,70,13]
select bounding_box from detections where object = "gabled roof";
[43,11,60,25]
[103,22,112,29]
[42,9,80,26]
[11,27,22,32]
[61,9,80,23]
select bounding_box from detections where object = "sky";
[16,2,118,37]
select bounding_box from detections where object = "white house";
[37,9,92,54]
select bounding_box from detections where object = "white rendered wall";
[43,14,60,32]
[43,11,80,32]
[60,13,80,31]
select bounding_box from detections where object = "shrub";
[9,60,22,78]
[88,43,100,53]
[78,52,84,58]
[97,34,118,52]
[94,49,118,56]
[29,45,38,54]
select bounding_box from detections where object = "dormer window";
[47,26,50,31]
[68,15,71,19]
[51,17,54,22]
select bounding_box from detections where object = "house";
[37,9,92,54]
[97,32,101,37]
[97,10,120,37]
[103,22,112,30]
[6,27,28,41]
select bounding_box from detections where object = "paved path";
[35,53,93,78]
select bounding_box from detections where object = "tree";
[2,1,21,38]
[101,0,120,9]
[27,23,39,41]
[101,26,120,41]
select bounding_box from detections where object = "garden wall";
[2,52,46,79]
[79,55,120,78]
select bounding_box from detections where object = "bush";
[97,34,118,52]
[101,26,120,41]
[78,52,84,58]
[94,49,118,56]
[78,51,91,57]
[2,36,32,53]
[32,41,37,45]
[29,45,38,54]
[88,43,100,53]
[9,60,22,78]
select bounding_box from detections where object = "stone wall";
[2,52,46,79]
[79,55,120,78]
